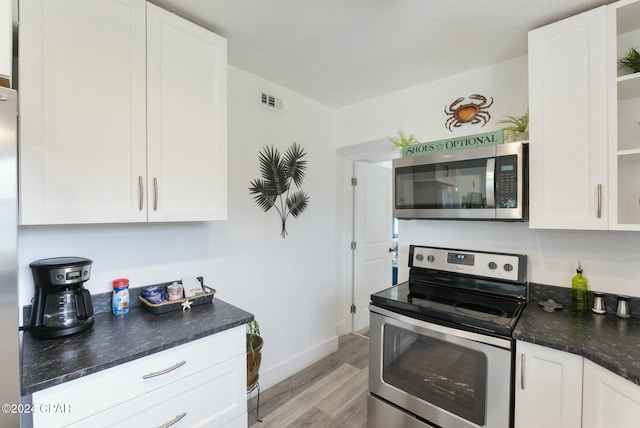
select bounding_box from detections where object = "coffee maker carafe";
[29,257,94,339]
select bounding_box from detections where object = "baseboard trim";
[258,335,339,391]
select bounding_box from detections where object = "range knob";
[503,263,514,272]
[416,254,424,262]
[427,255,435,263]
[488,262,498,270]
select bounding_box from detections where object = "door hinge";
[351,177,357,186]
[351,241,357,250]
[350,304,356,314]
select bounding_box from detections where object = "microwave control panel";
[495,155,518,208]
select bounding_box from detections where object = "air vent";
[260,92,283,111]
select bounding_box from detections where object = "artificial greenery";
[247,319,261,356]
[388,129,419,150]
[249,143,310,238]
[618,47,640,73]
[497,111,529,141]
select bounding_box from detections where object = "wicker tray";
[139,280,216,315]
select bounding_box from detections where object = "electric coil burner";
[368,245,528,428]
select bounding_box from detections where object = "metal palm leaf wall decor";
[249,142,310,238]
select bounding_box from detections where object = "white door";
[352,161,392,332]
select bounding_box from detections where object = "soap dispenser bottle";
[571,261,589,313]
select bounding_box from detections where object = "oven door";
[369,306,513,428]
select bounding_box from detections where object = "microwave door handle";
[486,158,496,208]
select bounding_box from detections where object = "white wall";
[17,65,338,390]
[335,55,529,147]
[398,222,640,297]
[333,54,640,298]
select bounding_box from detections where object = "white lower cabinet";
[29,326,247,428]
[69,354,245,428]
[515,341,583,428]
[582,359,640,428]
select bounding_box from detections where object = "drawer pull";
[157,412,186,428]
[142,360,186,379]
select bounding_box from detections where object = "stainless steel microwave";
[393,141,528,221]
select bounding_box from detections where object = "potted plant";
[388,129,419,151]
[618,47,640,73]
[497,111,529,142]
[246,319,263,391]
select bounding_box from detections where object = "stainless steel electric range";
[368,245,527,428]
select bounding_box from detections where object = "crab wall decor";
[444,94,494,132]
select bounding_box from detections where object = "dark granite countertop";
[22,296,253,395]
[514,283,640,386]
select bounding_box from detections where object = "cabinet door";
[514,341,583,428]
[19,0,147,225]
[528,6,609,230]
[146,4,228,222]
[608,0,640,230]
[583,359,640,428]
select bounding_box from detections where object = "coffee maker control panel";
[49,265,91,285]
[30,257,93,287]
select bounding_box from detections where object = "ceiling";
[151,0,610,108]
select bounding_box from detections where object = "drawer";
[31,326,244,427]
[70,353,246,428]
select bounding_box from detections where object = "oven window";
[382,324,487,425]
[395,158,489,209]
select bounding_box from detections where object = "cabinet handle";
[157,412,187,428]
[520,354,525,390]
[597,184,602,218]
[153,177,158,211]
[138,176,144,211]
[142,360,186,379]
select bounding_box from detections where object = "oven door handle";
[486,157,496,208]
[369,305,512,350]
[521,353,525,389]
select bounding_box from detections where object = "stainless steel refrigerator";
[0,87,20,428]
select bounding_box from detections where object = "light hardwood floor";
[248,333,369,428]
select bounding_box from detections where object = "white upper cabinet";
[19,0,147,224]
[528,6,609,230]
[608,0,640,230]
[146,3,227,222]
[19,0,227,225]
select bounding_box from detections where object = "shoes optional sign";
[402,130,503,158]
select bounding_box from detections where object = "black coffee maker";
[29,257,95,339]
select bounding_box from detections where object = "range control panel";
[410,245,525,283]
